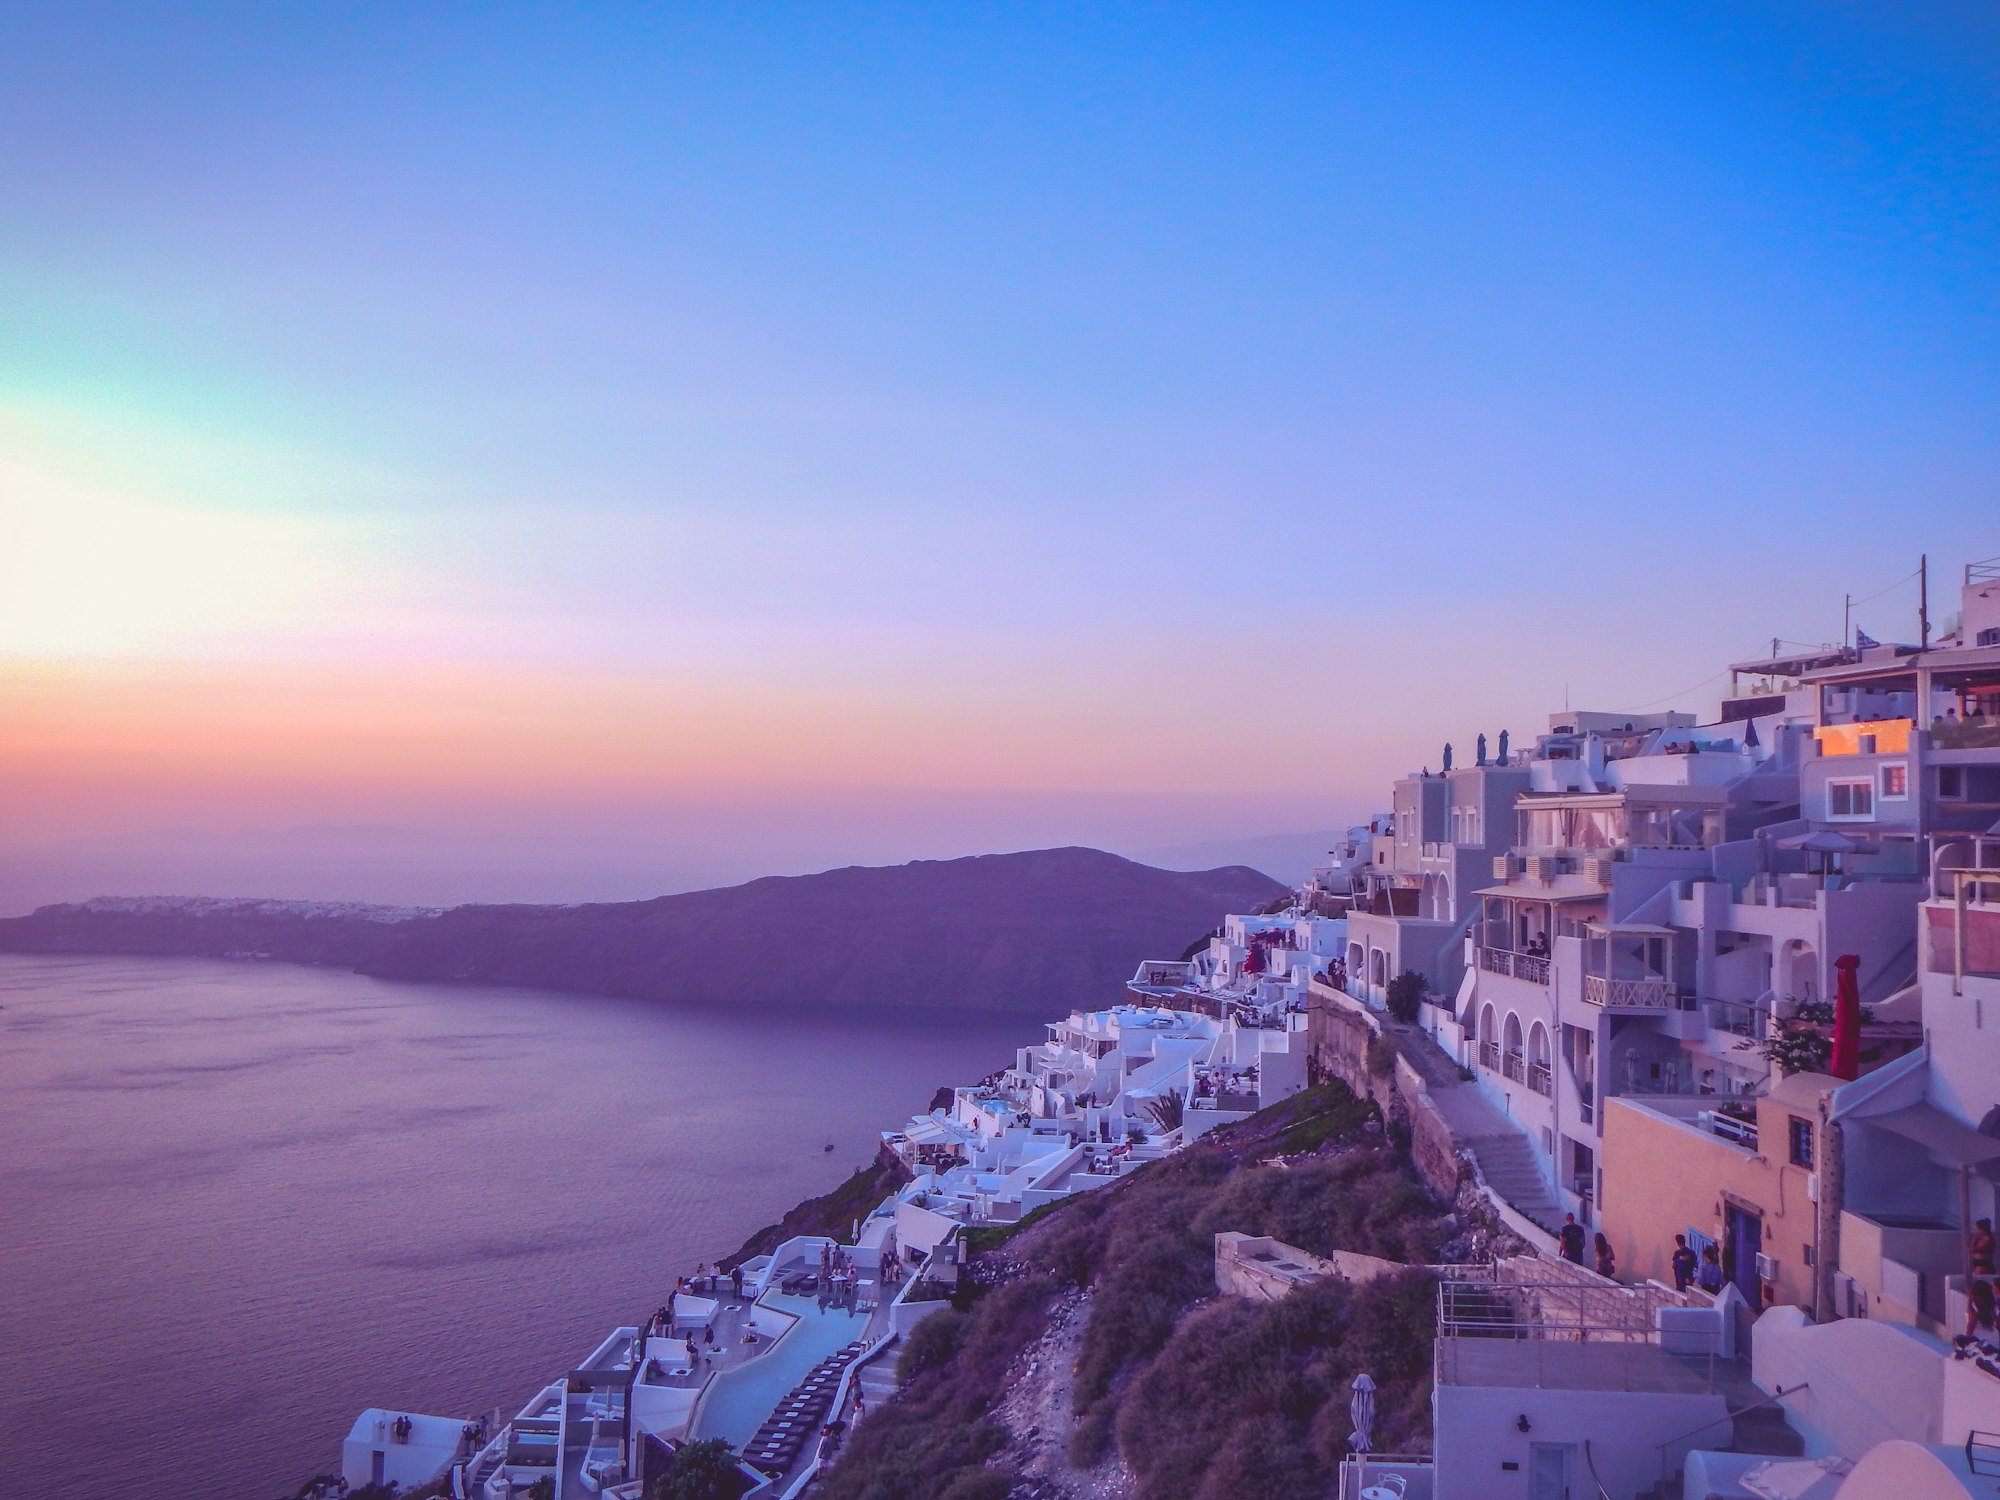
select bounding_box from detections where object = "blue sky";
[1,3,1996,888]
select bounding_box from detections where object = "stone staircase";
[856,1343,902,1406]
[1465,1131,1563,1235]
[1635,1382,1804,1500]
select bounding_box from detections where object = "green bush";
[651,1438,743,1500]
[1385,970,1428,1023]
[895,1306,968,1383]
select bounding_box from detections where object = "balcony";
[1501,1050,1526,1084]
[1528,1060,1551,1096]
[1479,1040,1500,1072]
[1477,945,1551,985]
[1583,973,1674,1011]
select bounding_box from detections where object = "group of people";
[1557,1213,1616,1278]
[1669,1234,1729,1295]
[818,1242,864,1300]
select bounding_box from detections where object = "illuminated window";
[1878,762,1908,799]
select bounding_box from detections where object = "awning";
[1861,1103,2000,1176]
[904,1117,957,1146]
[1584,921,1676,936]
[1475,876,1607,902]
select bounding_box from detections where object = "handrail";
[1653,1383,1806,1477]
[1582,1438,1615,1500]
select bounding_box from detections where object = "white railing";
[1528,1060,1551,1097]
[1698,1110,1758,1150]
[1502,1051,1526,1084]
[1583,974,1673,1010]
[1477,946,1550,984]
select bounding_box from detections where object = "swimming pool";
[690,1292,873,1450]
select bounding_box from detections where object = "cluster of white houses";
[344,555,2000,1500]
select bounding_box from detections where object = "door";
[1528,1442,1572,1500]
[1725,1204,1764,1305]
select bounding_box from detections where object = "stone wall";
[1308,992,1464,1202]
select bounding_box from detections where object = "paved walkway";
[1378,1016,1565,1236]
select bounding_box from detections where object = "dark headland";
[0,846,1284,1016]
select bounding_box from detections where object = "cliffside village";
[345,553,2000,1500]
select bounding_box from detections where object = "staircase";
[1466,1132,1563,1235]
[857,1344,901,1406]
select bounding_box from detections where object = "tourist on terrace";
[731,1263,744,1299]
[1593,1233,1616,1280]
[1697,1244,1726,1294]
[1971,1217,1996,1280]
[1558,1213,1585,1264]
[1671,1235,1697,1292]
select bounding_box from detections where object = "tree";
[653,1437,742,1500]
[1742,1021,1830,1077]
[1144,1089,1187,1133]
[1385,970,1428,1024]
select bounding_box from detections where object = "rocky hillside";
[0,847,1282,1016]
[817,1083,1469,1500]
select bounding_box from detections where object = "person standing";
[1671,1235,1698,1291]
[1593,1232,1616,1280]
[1558,1213,1586,1264]
[1697,1244,1727,1294]
[1971,1217,1996,1279]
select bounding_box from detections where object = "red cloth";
[1830,954,1862,1081]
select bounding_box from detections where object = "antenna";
[1919,553,1930,649]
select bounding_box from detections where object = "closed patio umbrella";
[1348,1372,1376,1454]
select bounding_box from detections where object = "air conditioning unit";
[1581,856,1616,885]
[1805,1173,1819,1203]
[1493,855,1524,878]
[1524,855,1561,882]
[1755,1252,1780,1282]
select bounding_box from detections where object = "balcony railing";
[1479,1040,1500,1072]
[1477,945,1551,985]
[1528,1060,1551,1096]
[1502,1050,1526,1084]
[1576,1081,1595,1125]
[1583,973,1674,1010]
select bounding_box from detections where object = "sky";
[1,3,1997,906]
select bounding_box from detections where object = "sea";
[0,952,1034,1500]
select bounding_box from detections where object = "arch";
[1369,948,1388,988]
[1479,1003,1497,1043]
[1528,1021,1551,1093]
[1503,1011,1524,1058]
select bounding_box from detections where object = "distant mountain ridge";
[0,847,1284,1016]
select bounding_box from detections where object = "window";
[1878,762,1908,799]
[1827,780,1873,820]
[1788,1115,1815,1168]
[1980,626,2000,647]
[1939,766,1966,800]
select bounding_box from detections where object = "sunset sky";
[3,4,1996,903]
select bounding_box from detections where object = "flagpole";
[1843,593,1850,651]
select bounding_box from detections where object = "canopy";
[1863,1103,2000,1176]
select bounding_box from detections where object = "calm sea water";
[0,953,1032,1500]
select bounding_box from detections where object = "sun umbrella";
[1348,1372,1377,1454]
